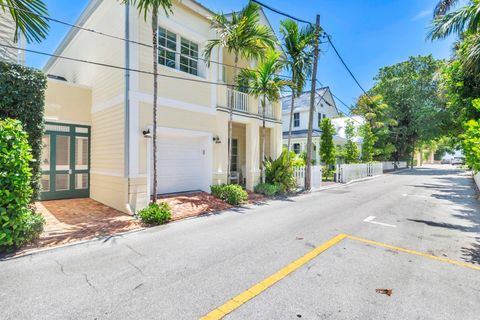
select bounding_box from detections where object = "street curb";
[0,227,147,261]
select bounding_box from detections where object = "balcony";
[219,87,279,120]
[226,88,249,112]
[258,98,275,119]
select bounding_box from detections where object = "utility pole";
[305,14,320,190]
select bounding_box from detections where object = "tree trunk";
[261,96,266,183]
[227,55,238,185]
[152,9,159,203]
[286,70,296,158]
[411,140,415,169]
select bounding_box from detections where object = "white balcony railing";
[258,98,275,118]
[227,88,249,112]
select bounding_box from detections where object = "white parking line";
[363,216,397,228]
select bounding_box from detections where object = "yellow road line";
[201,233,480,319]
[346,234,480,271]
[200,233,347,320]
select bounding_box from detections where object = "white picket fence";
[294,165,322,189]
[382,161,408,171]
[336,163,383,184]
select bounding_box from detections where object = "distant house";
[282,88,365,163]
[282,87,340,163]
[0,11,25,64]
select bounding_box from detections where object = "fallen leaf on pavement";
[375,288,393,296]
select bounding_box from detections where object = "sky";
[25,0,457,115]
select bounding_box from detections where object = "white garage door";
[156,134,210,195]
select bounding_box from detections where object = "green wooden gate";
[40,122,91,200]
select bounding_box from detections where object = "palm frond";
[121,0,173,21]
[0,0,49,43]
[434,0,460,17]
[429,2,480,40]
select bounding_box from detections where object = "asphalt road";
[1,165,479,320]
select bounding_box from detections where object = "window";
[231,139,238,172]
[158,27,176,69]
[180,38,198,76]
[293,113,300,127]
[158,27,200,76]
[293,143,301,154]
[318,112,322,126]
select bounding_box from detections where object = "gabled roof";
[281,87,338,114]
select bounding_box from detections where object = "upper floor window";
[180,38,198,76]
[158,27,200,76]
[158,27,176,69]
[293,113,300,127]
[318,112,322,126]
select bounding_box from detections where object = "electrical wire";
[251,0,313,25]
[0,3,293,77]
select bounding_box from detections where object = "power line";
[325,35,371,98]
[0,3,294,78]
[251,0,313,25]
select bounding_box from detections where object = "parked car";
[451,157,465,165]
[441,159,451,164]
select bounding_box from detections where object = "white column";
[246,122,260,190]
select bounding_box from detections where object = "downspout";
[124,3,133,215]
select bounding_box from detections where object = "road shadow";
[404,167,480,265]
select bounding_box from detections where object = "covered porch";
[218,120,282,190]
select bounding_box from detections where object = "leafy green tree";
[279,19,314,153]
[461,99,480,172]
[0,0,49,43]
[237,50,288,182]
[370,55,447,165]
[360,123,377,163]
[343,120,359,163]
[352,94,397,160]
[320,118,336,177]
[120,0,173,203]
[203,2,276,183]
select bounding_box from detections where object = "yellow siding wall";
[44,79,92,124]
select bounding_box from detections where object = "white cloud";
[413,9,431,21]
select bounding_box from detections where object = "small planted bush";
[254,183,281,197]
[0,119,45,251]
[137,202,172,225]
[210,184,248,205]
[264,150,296,192]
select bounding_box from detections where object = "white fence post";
[337,162,383,183]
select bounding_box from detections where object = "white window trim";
[157,26,204,78]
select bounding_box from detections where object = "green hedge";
[137,202,172,225]
[0,119,44,251]
[211,184,248,205]
[0,61,47,200]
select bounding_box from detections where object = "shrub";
[254,183,281,197]
[264,150,296,192]
[0,119,45,251]
[210,184,248,205]
[0,61,47,200]
[137,202,172,225]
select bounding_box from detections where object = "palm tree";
[434,0,460,17]
[203,2,276,184]
[279,19,314,155]
[429,0,480,74]
[237,50,289,182]
[120,0,173,203]
[429,0,480,39]
[0,0,49,43]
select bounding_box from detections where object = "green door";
[40,123,90,200]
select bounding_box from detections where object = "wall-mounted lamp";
[213,135,221,144]
[142,128,152,138]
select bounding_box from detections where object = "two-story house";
[282,87,341,163]
[40,0,283,213]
